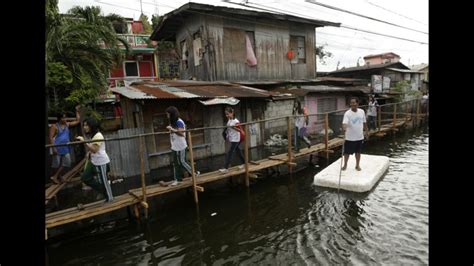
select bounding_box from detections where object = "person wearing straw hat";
[341,97,369,171]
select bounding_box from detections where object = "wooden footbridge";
[45,99,428,239]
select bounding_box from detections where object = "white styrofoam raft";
[313,154,389,192]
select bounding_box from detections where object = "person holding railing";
[219,106,245,174]
[367,95,379,132]
[160,106,200,186]
[49,105,81,184]
[421,92,428,113]
[76,117,114,202]
[294,102,311,151]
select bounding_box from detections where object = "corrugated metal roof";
[198,97,240,105]
[111,80,272,100]
[300,85,370,93]
[316,77,366,82]
[330,62,409,73]
[386,68,424,74]
[410,63,428,71]
[110,86,157,99]
[271,85,371,95]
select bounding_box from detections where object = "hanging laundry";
[245,35,257,66]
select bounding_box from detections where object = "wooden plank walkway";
[45,118,412,232]
[45,158,86,205]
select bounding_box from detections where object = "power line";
[340,25,427,44]
[94,0,154,16]
[304,0,428,35]
[229,1,428,45]
[366,0,428,26]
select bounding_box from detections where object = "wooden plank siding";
[175,14,318,81]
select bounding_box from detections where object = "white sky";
[58,0,428,72]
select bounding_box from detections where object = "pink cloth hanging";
[246,35,257,66]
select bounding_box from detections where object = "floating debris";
[264,134,288,147]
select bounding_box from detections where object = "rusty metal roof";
[330,62,409,74]
[271,85,371,96]
[151,2,340,41]
[111,80,272,100]
[316,77,366,82]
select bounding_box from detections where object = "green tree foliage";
[151,14,161,30]
[392,80,421,102]
[140,14,152,34]
[315,45,333,65]
[46,0,129,115]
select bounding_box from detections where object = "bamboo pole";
[392,103,397,129]
[287,116,293,173]
[405,101,409,124]
[377,106,381,132]
[416,98,420,127]
[324,113,329,160]
[139,136,148,219]
[187,131,199,204]
[244,125,250,187]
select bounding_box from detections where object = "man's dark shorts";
[343,140,363,155]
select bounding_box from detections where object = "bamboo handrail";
[46,99,423,149]
[187,131,199,204]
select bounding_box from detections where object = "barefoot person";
[342,98,368,171]
[49,106,81,184]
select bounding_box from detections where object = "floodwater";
[46,126,429,265]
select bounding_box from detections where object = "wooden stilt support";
[287,116,293,172]
[244,125,250,187]
[324,113,329,160]
[133,204,140,220]
[378,106,381,132]
[416,98,420,127]
[195,186,204,192]
[405,101,409,124]
[187,131,199,205]
[139,136,148,219]
[393,103,397,129]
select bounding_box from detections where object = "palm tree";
[46,0,129,107]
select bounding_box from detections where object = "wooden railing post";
[377,106,381,131]
[139,135,148,218]
[287,116,293,172]
[187,131,199,204]
[393,103,397,129]
[244,125,250,187]
[416,98,420,127]
[324,113,329,160]
[405,100,409,124]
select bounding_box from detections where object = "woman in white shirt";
[160,106,199,187]
[76,117,114,202]
[219,107,245,174]
[367,95,378,131]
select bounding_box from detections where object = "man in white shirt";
[342,97,369,171]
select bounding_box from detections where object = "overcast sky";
[58,0,428,72]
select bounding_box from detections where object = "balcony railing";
[117,34,150,48]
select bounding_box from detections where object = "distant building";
[363,52,401,66]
